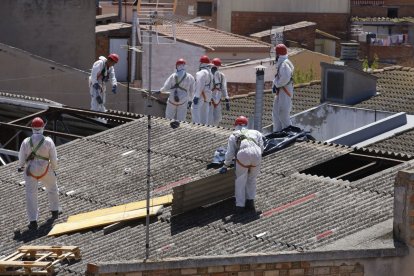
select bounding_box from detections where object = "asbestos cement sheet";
[67,194,172,222]
[48,205,163,236]
[171,170,235,216]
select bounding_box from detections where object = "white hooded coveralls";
[191,65,213,124]
[224,127,264,207]
[89,56,117,112]
[18,133,59,222]
[272,55,294,132]
[209,70,229,126]
[161,72,195,121]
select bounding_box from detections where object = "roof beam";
[48,106,135,122]
[8,109,48,124]
[0,122,83,140]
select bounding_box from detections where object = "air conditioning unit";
[320,62,377,105]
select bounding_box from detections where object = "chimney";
[340,42,359,61]
[253,65,266,131]
[320,62,377,105]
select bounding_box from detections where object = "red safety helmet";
[199,55,210,64]
[31,117,45,129]
[275,44,287,56]
[108,53,119,63]
[176,58,186,66]
[234,116,248,126]
[212,58,221,67]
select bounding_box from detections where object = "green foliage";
[371,54,379,70]
[293,66,315,84]
[362,56,369,71]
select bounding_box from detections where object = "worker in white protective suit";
[159,58,195,128]
[272,44,294,132]
[17,117,60,230]
[209,58,230,126]
[191,55,213,124]
[219,116,264,214]
[89,53,119,113]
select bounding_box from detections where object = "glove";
[112,85,117,94]
[225,98,230,111]
[93,83,100,90]
[193,97,199,105]
[272,85,279,94]
[96,95,103,104]
[219,167,228,174]
[17,167,24,173]
[187,101,192,109]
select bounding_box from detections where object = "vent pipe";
[131,7,137,83]
[340,42,359,61]
[253,65,266,131]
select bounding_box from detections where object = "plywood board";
[67,194,172,222]
[48,206,162,236]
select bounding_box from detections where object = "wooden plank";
[67,194,172,222]
[0,261,51,268]
[48,206,163,236]
[0,272,48,276]
[19,246,78,252]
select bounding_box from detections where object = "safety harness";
[200,68,212,103]
[96,61,109,82]
[26,137,50,180]
[234,130,259,170]
[274,60,294,97]
[169,73,187,105]
[211,73,223,108]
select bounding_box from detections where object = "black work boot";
[51,210,59,219]
[28,221,38,230]
[245,199,256,212]
[235,206,245,215]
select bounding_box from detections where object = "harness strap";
[28,137,49,161]
[211,99,221,108]
[171,73,187,92]
[168,100,187,106]
[275,86,292,97]
[28,163,50,180]
[201,91,208,102]
[236,159,256,169]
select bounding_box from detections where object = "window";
[387,8,398,18]
[197,2,212,16]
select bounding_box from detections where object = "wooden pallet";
[0,246,81,275]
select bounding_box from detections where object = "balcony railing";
[351,0,384,6]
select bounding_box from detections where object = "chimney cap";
[255,65,267,71]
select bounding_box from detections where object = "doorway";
[110,38,128,82]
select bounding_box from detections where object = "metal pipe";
[118,0,122,21]
[253,65,266,131]
[145,10,155,261]
[131,7,137,83]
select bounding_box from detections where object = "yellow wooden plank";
[67,194,172,222]
[48,206,162,236]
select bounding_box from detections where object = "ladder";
[0,246,81,275]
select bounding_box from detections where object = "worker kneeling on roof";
[219,116,264,214]
[17,117,61,230]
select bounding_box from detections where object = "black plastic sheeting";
[208,126,314,169]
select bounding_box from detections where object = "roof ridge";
[184,22,273,47]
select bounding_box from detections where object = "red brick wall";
[285,25,316,50]
[231,12,349,40]
[174,0,218,28]
[359,43,414,67]
[88,261,365,276]
[351,5,414,17]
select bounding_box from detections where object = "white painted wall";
[0,43,165,116]
[141,33,206,91]
[217,0,350,32]
[291,104,394,141]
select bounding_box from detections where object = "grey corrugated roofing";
[217,66,414,130]
[0,114,409,274]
